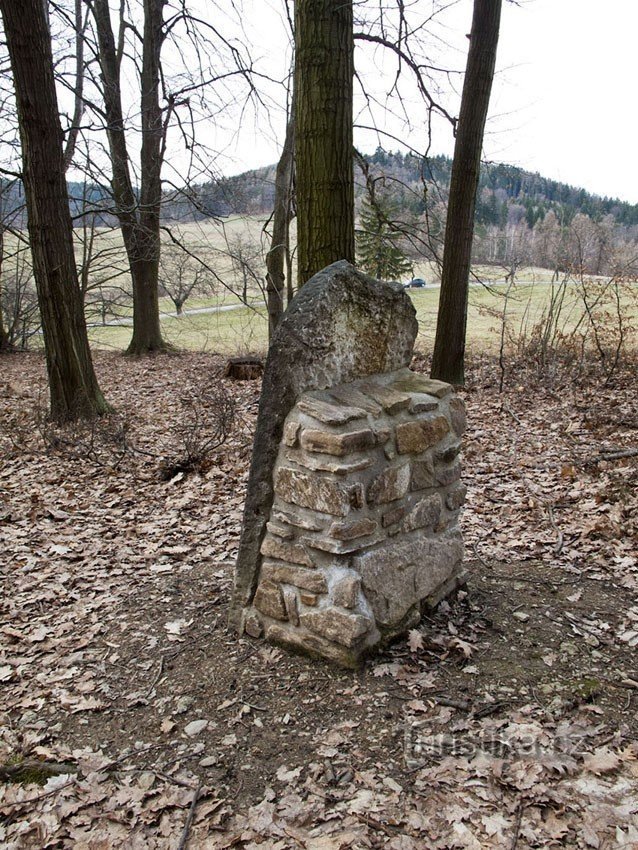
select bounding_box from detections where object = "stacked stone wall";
[241,366,467,666]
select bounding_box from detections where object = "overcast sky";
[226,0,637,205]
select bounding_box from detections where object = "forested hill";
[1,149,636,229]
[192,149,638,229]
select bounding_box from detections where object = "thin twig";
[176,780,202,850]
[510,801,524,850]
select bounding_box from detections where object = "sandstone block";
[266,520,294,540]
[353,530,463,632]
[297,395,367,425]
[446,483,468,511]
[273,509,324,532]
[409,394,438,414]
[274,467,360,516]
[329,386,382,415]
[283,421,300,447]
[261,561,328,593]
[329,517,378,541]
[300,608,372,648]
[260,534,313,567]
[359,383,411,415]
[368,463,411,505]
[253,581,287,620]
[300,428,376,457]
[333,575,360,609]
[392,371,452,398]
[285,450,372,476]
[402,494,442,532]
[266,623,363,668]
[300,592,318,606]
[301,533,380,555]
[283,588,300,626]
[396,416,449,455]
[448,397,467,436]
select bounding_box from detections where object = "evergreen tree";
[356,192,413,281]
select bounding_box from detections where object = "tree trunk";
[0,226,11,351]
[0,0,109,420]
[265,107,295,337]
[430,0,502,385]
[92,0,169,354]
[295,0,354,285]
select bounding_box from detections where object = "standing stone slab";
[230,262,417,629]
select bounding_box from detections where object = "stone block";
[300,592,318,606]
[410,456,436,490]
[300,428,376,457]
[244,612,263,638]
[297,394,367,425]
[409,394,439,414]
[396,416,449,455]
[436,462,462,487]
[261,561,328,594]
[353,530,463,632]
[368,464,410,505]
[283,421,300,447]
[253,581,287,620]
[300,608,372,648]
[266,520,294,540]
[402,494,442,532]
[274,467,360,516]
[359,383,411,415]
[446,483,468,511]
[333,575,360,609]
[392,371,452,398]
[301,533,379,555]
[260,534,313,567]
[329,517,378,541]
[265,623,364,668]
[435,443,460,465]
[329,386,382,415]
[448,397,467,436]
[285,450,372,476]
[273,509,324,532]
[382,505,406,528]
[283,588,300,626]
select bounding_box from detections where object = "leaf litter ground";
[0,350,637,849]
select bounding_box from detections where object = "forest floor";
[1,349,637,849]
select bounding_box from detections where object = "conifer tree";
[357,193,413,281]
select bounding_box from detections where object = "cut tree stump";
[223,357,264,381]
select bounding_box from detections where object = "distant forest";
[2,149,638,279]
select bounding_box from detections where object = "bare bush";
[158,379,236,480]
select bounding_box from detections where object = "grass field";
[4,217,636,356]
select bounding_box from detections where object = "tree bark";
[430,0,502,385]
[265,106,295,337]
[92,0,168,354]
[295,0,354,286]
[0,0,109,420]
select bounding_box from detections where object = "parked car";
[405,277,426,288]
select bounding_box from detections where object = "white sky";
[223,0,638,205]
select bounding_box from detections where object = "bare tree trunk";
[265,107,295,337]
[295,0,354,285]
[0,0,109,420]
[0,225,10,351]
[430,0,502,385]
[92,0,168,354]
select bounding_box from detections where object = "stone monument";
[230,261,467,666]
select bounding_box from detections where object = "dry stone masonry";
[230,261,467,667]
